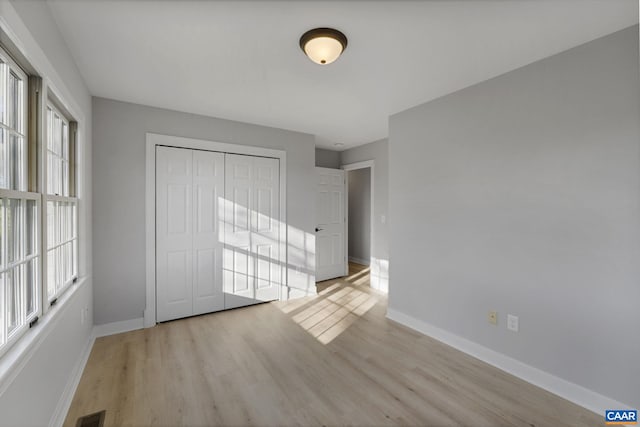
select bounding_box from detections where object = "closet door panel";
[224,154,256,308]
[253,157,280,301]
[192,150,225,315]
[156,146,194,322]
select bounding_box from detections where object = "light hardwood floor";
[64,264,601,426]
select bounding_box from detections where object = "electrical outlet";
[507,314,519,332]
[488,311,497,325]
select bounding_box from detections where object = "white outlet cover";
[507,314,519,332]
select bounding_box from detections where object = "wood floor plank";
[64,264,602,427]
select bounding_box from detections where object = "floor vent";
[75,410,106,427]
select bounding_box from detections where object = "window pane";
[6,268,18,335]
[54,114,61,155]
[25,199,36,256]
[65,242,71,285]
[0,198,4,269]
[46,151,52,194]
[64,202,70,241]
[26,258,37,317]
[72,239,77,277]
[0,271,5,346]
[56,201,61,245]
[56,157,63,195]
[56,245,63,292]
[0,62,6,126]
[72,203,77,239]
[0,130,6,190]
[10,135,26,191]
[46,108,53,151]
[47,200,54,249]
[6,198,24,265]
[47,249,55,299]
[62,123,68,160]
[8,72,20,132]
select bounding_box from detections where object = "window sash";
[0,51,28,193]
[46,104,71,197]
[44,196,77,303]
[0,191,41,358]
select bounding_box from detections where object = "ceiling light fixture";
[299,28,348,65]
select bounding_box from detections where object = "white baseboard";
[386,308,630,416]
[93,317,144,338]
[348,256,370,266]
[49,333,95,427]
[49,318,144,426]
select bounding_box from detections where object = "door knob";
[315,227,323,232]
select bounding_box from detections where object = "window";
[45,104,77,301]
[0,44,79,357]
[0,48,40,353]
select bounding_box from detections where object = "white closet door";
[224,154,280,309]
[156,146,194,322]
[192,150,225,315]
[157,146,225,322]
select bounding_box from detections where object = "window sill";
[0,275,91,395]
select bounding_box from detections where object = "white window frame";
[0,46,42,358]
[0,40,82,358]
[43,100,78,310]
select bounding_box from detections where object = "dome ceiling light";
[299,28,348,65]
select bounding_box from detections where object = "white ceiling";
[48,1,638,150]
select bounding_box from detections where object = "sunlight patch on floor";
[345,267,370,283]
[276,266,377,344]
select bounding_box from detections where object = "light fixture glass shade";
[300,28,348,65]
[303,37,344,65]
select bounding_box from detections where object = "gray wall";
[389,26,640,408]
[315,148,341,168]
[1,2,94,426]
[92,97,316,325]
[348,168,371,264]
[341,139,389,291]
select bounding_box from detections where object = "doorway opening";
[343,160,374,288]
[346,167,371,267]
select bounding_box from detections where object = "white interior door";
[156,146,194,322]
[156,146,225,322]
[224,154,280,309]
[315,167,346,282]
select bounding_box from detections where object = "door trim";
[342,160,375,278]
[144,133,287,328]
